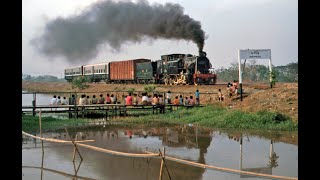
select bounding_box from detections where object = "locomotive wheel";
[208,78,215,85]
[196,77,202,85]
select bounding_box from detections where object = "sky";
[22,0,298,78]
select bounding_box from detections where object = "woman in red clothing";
[126,92,133,105]
[106,94,112,104]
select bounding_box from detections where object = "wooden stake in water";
[159,147,171,180]
[159,147,164,180]
[39,110,44,180]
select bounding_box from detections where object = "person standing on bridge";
[69,94,76,105]
[166,91,172,104]
[179,94,183,105]
[195,89,200,105]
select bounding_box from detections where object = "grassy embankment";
[22,115,89,133]
[22,104,298,133]
[122,104,297,131]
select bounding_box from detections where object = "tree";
[144,84,156,93]
[71,76,89,89]
[127,88,135,94]
[24,75,32,81]
[270,70,277,88]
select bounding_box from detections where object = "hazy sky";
[22,0,297,78]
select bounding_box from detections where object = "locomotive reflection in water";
[22,126,298,180]
[64,51,217,85]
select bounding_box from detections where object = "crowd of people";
[218,80,240,102]
[49,90,202,107]
[49,80,240,106]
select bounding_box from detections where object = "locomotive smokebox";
[199,51,207,57]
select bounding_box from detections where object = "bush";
[127,88,135,94]
[71,76,89,89]
[144,84,156,93]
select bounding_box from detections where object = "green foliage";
[22,104,298,132]
[274,63,298,82]
[22,115,89,133]
[22,74,66,82]
[71,76,89,89]
[270,70,277,87]
[144,84,156,93]
[127,88,135,94]
[216,61,298,83]
[121,105,297,131]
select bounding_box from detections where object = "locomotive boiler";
[155,51,217,85]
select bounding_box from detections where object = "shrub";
[71,76,89,89]
[127,88,135,94]
[144,84,156,93]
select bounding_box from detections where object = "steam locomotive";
[64,51,217,85]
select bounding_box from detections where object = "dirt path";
[22,81,298,122]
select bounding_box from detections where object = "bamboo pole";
[70,133,84,179]
[22,131,95,143]
[22,131,159,158]
[65,128,83,161]
[72,134,78,162]
[39,110,44,180]
[159,147,164,180]
[158,147,171,180]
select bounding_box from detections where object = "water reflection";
[22,126,297,179]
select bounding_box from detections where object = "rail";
[22,104,204,119]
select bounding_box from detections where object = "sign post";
[238,49,272,101]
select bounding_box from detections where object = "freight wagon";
[108,58,154,83]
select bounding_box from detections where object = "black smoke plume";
[32,0,206,62]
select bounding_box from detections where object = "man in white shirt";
[62,97,69,105]
[141,92,149,105]
[56,96,62,105]
[166,91,172,104]
[50,95,57,105]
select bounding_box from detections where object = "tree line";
[22,61,298,84]
[22,74,66,82]
[215,61,298,83]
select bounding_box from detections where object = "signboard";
[239,49,271,59]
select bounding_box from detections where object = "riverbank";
[22,81,298,122]
[22,104,297,133]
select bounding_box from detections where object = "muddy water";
[22,92,53,106]
[22,126,297,180]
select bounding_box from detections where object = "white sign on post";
[240,49,271,60]
[237,49,273,101]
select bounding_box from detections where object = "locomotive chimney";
[199,51,207,57]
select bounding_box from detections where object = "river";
[22,125,297,180]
